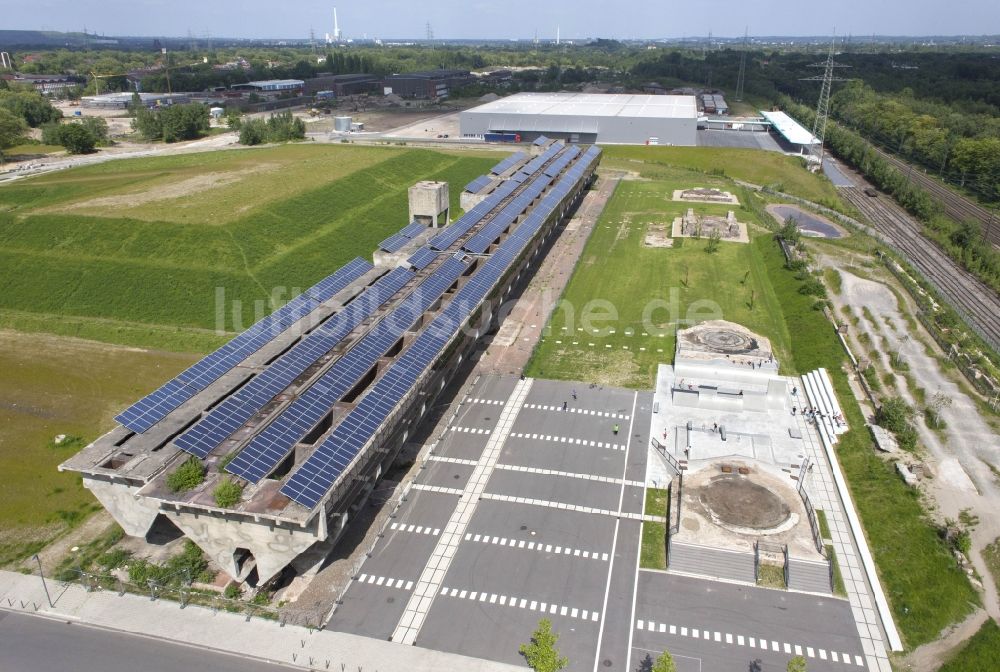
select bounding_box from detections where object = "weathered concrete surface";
[83,477,159,538]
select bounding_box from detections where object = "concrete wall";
[83,476,160,538]
[408,182,450,227]
[164,508,326,585]
[460,111,697,146]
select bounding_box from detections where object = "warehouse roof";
[759,110,819,145]
[466,92,698,120]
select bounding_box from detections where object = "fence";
[796,459,827,557]
[42,568,282,623]
[650,437,682,475]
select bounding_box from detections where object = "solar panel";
[490,152,528,176]
[227,257,469,482]
[115,258,373,433]
[407,246,439,270]
[280,150,602,509]
[532,136,550,146]
[428,181,518,251]
[175,267,414,462]
[464,176,493,194]
[399,221,426,239]
[378,233,411,253]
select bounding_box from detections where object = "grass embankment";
[938,619,1000,672]
[600,145,842,207]
[0,144,495,351]
[525,179,793,388]
[0,330,197,566]
[641,488,668,570]
[762,238,978,647]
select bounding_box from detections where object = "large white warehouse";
[460,92,699,145]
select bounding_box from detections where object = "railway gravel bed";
[840,185,1000,349]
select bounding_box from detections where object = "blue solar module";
[462,172,554,254]
[399,221,426,239]
[175,267,414,463]
[428,181,518,251]
[489,152,528,176]
[279,157,602,509]
[229,256,470,483]
[532,136,550,146]
[407,246,439,270]
[115,258,373,433]
[378,233,411,253]
[464,176,493,194]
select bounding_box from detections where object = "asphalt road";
[0,611,291,672]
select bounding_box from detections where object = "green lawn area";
[641,522,667,570]
[525,178,794,388]
[939,619,1000,672]
[3,143,64,157]
[0,144,496,351]
[601,145,842,207]
[645,487,668,518]
[0,330,197,567]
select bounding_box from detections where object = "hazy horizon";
[5,0,1000,42]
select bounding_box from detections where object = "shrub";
[166,456,205,493]
[224,583,241,599]
[214,478,243,508]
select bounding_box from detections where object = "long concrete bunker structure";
[61,140,601,587]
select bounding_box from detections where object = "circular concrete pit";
[698,474,791,530]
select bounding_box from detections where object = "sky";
[8,0,1000,40]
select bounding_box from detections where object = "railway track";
[840,185,1000,349]
[870,146,1000,247]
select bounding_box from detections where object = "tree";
[779,216,801,244]
[519,619,568,672]
[787,655,808,672]
[0,107,27,158]
[0,90,62,127]
[54,123,97,154]
[652,650,677,672]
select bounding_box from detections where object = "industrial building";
[61,141,601,588]
[81,92,190,109]
[304,73,380,97]
[759,109,820,154]
[381,69,472,100]
[460,92,699,145]
[231,79,304,94]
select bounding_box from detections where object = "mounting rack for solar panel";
[280,145,602,511]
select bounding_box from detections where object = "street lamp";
[32,554,53,608]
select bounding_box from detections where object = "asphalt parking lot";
[326,374,865,671]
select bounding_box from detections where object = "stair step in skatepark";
[668,540,756,584]
[787,557,832,594]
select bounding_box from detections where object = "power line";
[735,27,749,102]
[801,34,851,166]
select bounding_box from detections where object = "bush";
[224,583,241,599]
[166,456,205,493]
[132,103,209,142]
[238,111,305,146]
[214,478,243,508]
[96,548,131,570]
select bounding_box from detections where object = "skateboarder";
[613,423,619,435]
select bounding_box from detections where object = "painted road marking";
[427,455,479,467]
[635,619,862,666]
[462,531,611,562]
[411,484,464,496]
[495,463,641,486]
[521,403,629,420]
[355,574,414,591]
[388,522,441,536]
[481,493,666,523]
[509,432,625,451]
[448,426,491,435]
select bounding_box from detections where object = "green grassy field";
[0,144,496,351]
[0,330,197,566]
[600,146,842,207]
[939,619,1000,672]
[525,178,794,388]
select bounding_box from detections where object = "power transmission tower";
[310,28,316,53]
[735,27,748,102]
[801,35,850,166]
[426,22,434,41]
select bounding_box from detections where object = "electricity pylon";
[801,35,851,166]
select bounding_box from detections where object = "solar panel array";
[225,256,470,483]
[377,221,428,253]
[280,146,602,509]
[520,144,564,177]
[406,246,439,270]
[489,152,528,176]
[428,180,519,251]
[462,168,556,254]
[532,136,550,146]
[463,176,493,194]
[115,258,373,434]
[175,267,414,461]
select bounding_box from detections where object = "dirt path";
[821,258,1000,630]
[30,511,116,575]
[899,608,990,672]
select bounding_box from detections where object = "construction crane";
[89,69,132,96]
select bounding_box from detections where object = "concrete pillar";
[83,476,160,538]
[408,181,450,228]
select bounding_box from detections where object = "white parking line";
[353,574,414,592]
[635,619,863,666]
